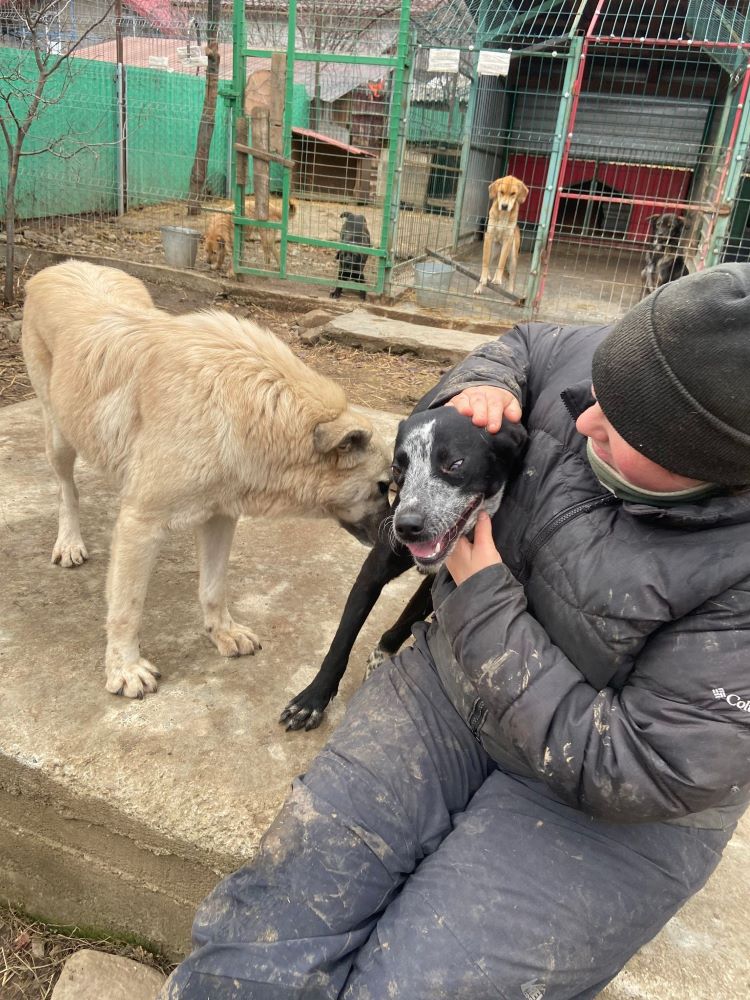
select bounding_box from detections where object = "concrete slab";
[322,308,497,365]
[51,949,165,1000]
[1,400,748,998]
[0,399,418,957]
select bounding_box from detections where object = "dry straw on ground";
[0,905,174,1000]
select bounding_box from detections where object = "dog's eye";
[442,459,464,474]
[390,463,402,481]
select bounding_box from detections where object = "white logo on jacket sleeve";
[712,687,750,712]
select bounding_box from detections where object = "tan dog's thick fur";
[22,260,391,698]
[474,175,529,296]
[205,197,297,271]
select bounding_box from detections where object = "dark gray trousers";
[160,643,732,1000]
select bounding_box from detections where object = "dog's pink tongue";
[407,540,440,559]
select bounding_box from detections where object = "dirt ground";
[0,269,445,412]
[8,196,456,288]
[0,905,174,1000]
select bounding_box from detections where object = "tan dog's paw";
[52,537,88,567]
[209,622,262,657]
[105,658,160,698]
[473,282,485,296]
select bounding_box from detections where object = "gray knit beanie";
[592,264,750,486]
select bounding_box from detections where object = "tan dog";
[474,175,529,296]
[22,260,390,699]
[205,197,297,271]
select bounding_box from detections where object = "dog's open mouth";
[402,495,483,567]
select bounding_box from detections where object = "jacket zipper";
[518,494,619,583]
[467,697,488,741]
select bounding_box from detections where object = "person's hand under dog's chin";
[445,510,502,586]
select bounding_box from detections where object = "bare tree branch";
[0,0,115,303]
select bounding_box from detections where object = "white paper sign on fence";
[427,48,461,73]
[477,50,511,76]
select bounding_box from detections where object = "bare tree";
[187,0,221,213]
[0,0,114,304]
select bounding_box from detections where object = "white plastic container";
[414,260,454,308]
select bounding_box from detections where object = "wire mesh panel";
[4,0,750,317]
[232,0,411,294]
[388,0,588,322]
[0,0,236,270]
[539,0,750,325]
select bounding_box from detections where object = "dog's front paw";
[279,679,336,732]
[208,622,262,657]
[363,644,387,682]
[52,536,88,568]
[105,657,160,699]
[473,282,485,296]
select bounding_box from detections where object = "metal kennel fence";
[227,0,413,295]
[4,0,750,324]
[0,0,237,268]
[386,0,750,325]
[537,0,750,324]
[388,1,589,321]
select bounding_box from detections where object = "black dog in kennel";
[330,212,371,300]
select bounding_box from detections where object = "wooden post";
[235,117,248,191]
[250,105,270,224]
[269,52,286,163]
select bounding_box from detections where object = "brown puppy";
[205,197,297,271]
[474,175,529,296]
[22,260,391,699]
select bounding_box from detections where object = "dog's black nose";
[395,513,425,539]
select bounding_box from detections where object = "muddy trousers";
[160,644,732,1000]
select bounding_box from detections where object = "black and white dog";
[280,405,527,731]
[641,213,689,299]
[330,212,371,300]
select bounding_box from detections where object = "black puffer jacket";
[418,321,750,829]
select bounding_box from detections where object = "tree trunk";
[3,152,19,306]
[187,0,221,214]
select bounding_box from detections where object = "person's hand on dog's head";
[445,511,502,586]
[446,386,521,434]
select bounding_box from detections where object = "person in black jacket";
[160,265,750,1000]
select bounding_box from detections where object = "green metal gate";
[228,0,412,295]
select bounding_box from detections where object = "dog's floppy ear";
[516,180,529,204]
[314,415,372,455]
[488,178,502,201]
[490,418,528,465]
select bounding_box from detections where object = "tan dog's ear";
[516,181,529,204]
[314,416,372,454]
[488,178,502,201]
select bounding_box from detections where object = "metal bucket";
[414,260,454,308]
[160,226,201,269]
